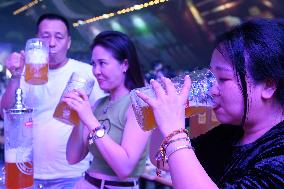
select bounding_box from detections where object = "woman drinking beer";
[137,18,284,188]
[65,31,150,188]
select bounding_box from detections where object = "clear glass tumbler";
[130,68,216,131]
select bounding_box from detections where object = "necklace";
[102,99,112,114]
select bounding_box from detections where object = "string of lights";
[13,0,43,15]
[73,0,169,27]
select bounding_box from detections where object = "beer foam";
[26,49,48,64]
[188,100,211,107]
[5,147,32,163]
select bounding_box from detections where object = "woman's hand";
[137,75,191,137]
[62,89,99,128]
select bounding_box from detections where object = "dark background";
[1,0,284,73]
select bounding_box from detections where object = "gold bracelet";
[164,136,189,150]
[156,128,190,177]
[166,142,193,160]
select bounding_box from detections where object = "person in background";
[153,60,175,79]
[145,60,176,82]
[1,13,105,188]
[137,18,284,188]
[65,31,150,189]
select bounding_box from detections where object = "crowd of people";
[0,13,283,189]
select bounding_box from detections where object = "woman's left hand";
[61,89,96,127]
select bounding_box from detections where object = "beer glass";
[4,88,34,189]
[130,68,216,131]
[53,72,95,126]
[25,38,49,85]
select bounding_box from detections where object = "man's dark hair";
[36,13,70,34]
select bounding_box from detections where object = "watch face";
[96,128,105,138]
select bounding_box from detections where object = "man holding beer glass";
[1,13,105,188]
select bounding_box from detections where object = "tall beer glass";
[130,68,216,131]
[25,38,49,85]
[53,72,95,126]
[4,88,34,189]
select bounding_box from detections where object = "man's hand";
[5,51,25,77]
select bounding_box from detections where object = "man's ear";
[67,36,71,50]
[262,78,277,99]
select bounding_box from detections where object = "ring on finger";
[78,98,84,103]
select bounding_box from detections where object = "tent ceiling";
[1,0,284,71]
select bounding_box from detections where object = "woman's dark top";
[192,121,284,188]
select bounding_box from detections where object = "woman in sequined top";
[138,18,284,188]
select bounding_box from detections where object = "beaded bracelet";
[155,128,190,177]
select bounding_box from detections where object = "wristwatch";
[88,125,106,145]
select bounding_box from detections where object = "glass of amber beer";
[130,68,216,131]
[53,72,95,126]
[25,38,49,85]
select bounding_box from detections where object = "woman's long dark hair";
[91,31,145,90]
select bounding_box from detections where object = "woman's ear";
[122,59,129,73]
[262,78,277,99]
